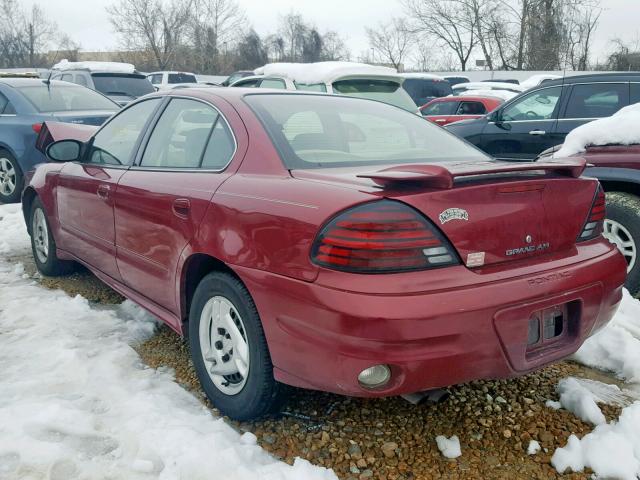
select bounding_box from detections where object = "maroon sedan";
[24,89,626,420]
[421,95,503,126]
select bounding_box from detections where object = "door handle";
[172,198,191,217]
[97,184,110,200]
[529,130,546,136]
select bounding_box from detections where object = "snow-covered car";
[444,75,470,87]
[146,71,198,90]
[545,103,640,294]
[452,81,525,95]
[50,60,155,106]
[230,62,419,113]
[520,74,562,90]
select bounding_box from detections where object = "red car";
[24,89,626,420]
[421,96,503,126]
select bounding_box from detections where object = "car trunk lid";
[51,110,115,126]
[293,158,598,268]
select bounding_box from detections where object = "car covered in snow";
[229,62,419,113]
[420,95,503,126]
[23,87,626,420]
[538,103,640,295]
[446,73,640,160]
[50,60,155,106]
[0,78,119,203]
[146,71,199,90]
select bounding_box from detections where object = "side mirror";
[46,140,82,162]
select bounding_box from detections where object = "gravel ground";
[17,257,629,480]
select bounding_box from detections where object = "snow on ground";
[435,435,461,459]
[554,102,640,158]
[527,440,541,455]
[551,290,640,478]
[0,203,336,480]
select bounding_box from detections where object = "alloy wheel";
[0,157,16,197]
[604,219,637,273]
[32,208,49,264]
[198,295,250,395]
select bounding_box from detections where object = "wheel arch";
[587,167,640,198]
[21,186,38,234]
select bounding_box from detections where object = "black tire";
[605,192,640,296]
[188,272,284,420]
[29,197,76,276]
[0,151,23,204]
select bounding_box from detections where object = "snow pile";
[520,74,561,90]
[401,72,445,80]
[551,403,640,480]
[0,204,337,480]
[527,440,541,455]
[435,435,461,459]
[254,62,398,85]
[554,102,640,158]
[457,89,517,101]
[52,59,136,74]
[572,289,640,382]
[556,377,606,425]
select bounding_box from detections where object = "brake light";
[32,123,43,134]
[311,200,459,273]
[578,185,605,241]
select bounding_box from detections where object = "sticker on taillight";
[466,252,485,267]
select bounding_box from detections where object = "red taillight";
[578,185,605,242]
[32,123,43,134]
[311,200,459,273]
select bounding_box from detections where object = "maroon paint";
[25,88,627,398]
[421,96,503,126]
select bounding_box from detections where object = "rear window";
[246,94,489,169]
[403,78,453,106]
[332,79,417,112]
[17,84,119,113]
[168,73,197,84]
[91,73,154,97]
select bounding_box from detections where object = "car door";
[478,86,564,160]
[114,97,238,320]
[56,98,162,280]
[555,82,630,145]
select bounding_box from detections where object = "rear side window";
[563,83,629,119]
[89,98,161,165]
[457,101,486,115]
[0,92,7,113]
[630,83,640,104]
[17,84,119,113]
[141,98,233,169]
[260,78,286,89]
[168,73,197,84]
[421,101,458,116]
[61,74,73,82]
[294,82,326,92]
[75,75,88,87]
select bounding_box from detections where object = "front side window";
[457,101,486,115]
[88,98,161,165]
[259,78,286,89]
[149,74,163,85]
[421,101,458,116]
[17,84,119,113]
[246,94,489,169]
[75,74,88,87]
[563,83,628,119]
[141,98,229,169]
[501,87,562,121]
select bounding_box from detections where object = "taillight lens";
[578,185,605,242]
[311,200,459,273]
[32,123,43,134]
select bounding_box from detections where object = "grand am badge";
[439,208,469,225]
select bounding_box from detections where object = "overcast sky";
[23,0,640,68]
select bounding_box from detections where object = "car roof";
[431,95,502,103]
[541,72,640,87]
[0,78,81,88]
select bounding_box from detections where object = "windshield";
[331,79,417,113]
[17,84,119,113]
[91,73,154,97]
[168,73,197,84]
[245,93,489,169]
[403,78,453,106]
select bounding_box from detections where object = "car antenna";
[43,69,53,90]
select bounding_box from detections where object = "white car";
[146,71,199,90]
[229,62,418,113]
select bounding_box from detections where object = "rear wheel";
[30,197,76,276]
[0,152,22,204]
[604,192,640,296]
[188,272,284,420]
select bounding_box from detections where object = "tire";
[188,272,284,420]
[604,192,640,296]
[30,197,76,276]
[0,151,23,204]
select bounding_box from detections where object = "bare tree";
[107,0,192,70]
[366,17,415,71]
[403,0,479,71]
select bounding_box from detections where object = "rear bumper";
[235,240,626,397]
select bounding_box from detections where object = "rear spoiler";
[35,121,99,154]
[357,158,587,189]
